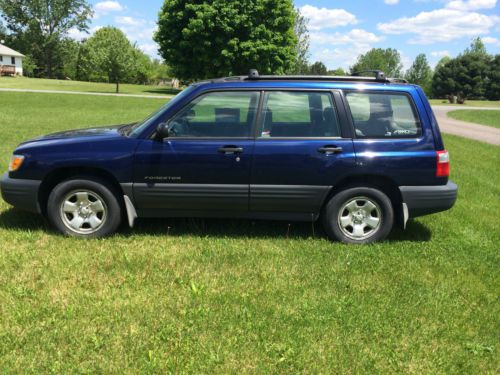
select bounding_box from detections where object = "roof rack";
[209,69,407,84]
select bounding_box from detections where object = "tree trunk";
[116,81,119,93]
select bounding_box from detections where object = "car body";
[0,71,457,243]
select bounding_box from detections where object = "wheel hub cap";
[60,190,107,234]
[338,196,382,240]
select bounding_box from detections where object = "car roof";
[193,79,416,93]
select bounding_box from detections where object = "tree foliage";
[350,48,403,78]
[0,0,92,77]
[485,55,500,101]
[328,68,346,76]
[155,0,297,80]
[288,7,310,74]
[405,53,433,95]
[308,61,327,75]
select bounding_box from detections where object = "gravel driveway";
[432,106,500,146]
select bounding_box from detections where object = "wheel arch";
[38,166,125,216]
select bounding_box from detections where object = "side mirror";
[156,122,170,140]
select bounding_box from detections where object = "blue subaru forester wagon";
[1,70,457,243]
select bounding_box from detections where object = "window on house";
[0,56,3,62]
[11,57,15,65]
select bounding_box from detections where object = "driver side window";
[168,91,260,138]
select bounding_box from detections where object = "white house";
[0,43,24,76]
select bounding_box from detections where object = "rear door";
[250,90,356,217]
[343,90,437,186]
[133,90,260,215]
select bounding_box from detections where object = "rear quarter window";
[345,92,421,138]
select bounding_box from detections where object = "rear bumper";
[400,181,458,218]
[0,173,41,213]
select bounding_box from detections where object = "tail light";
[436,150,450,177]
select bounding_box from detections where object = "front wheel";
[322,187,394,244]
[47,178,122,238]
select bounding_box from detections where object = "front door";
[133,90,260,215]
[250,90,355,216]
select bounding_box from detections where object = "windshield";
[129,85,197,137]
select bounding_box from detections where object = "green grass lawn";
[447,109,500,129]
[429,99,500,108]
[0,76,180,97]
[0,92,499,373]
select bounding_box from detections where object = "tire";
[322,187,394,244]
[47,178,122,238]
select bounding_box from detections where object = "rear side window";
[260,91,341,138]
[345,92,421,138]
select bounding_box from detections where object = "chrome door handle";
[218,146,243,154]
[318,146,343,154]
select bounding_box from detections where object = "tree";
[405,54,433,95]
[22,55,38,77]
[0,0,93,78]
[432,54,490,102]
[85,27,135,93]
[288,7,310,74]
[432,38,493,102]
[308,61,327,75]
[155,0,297,81]
[350,48,403,78]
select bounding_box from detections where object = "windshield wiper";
[118,123,135,136]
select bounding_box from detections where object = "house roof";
[0,43,25,57]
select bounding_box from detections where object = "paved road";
[0,87,171,99]
[432,106,500,146]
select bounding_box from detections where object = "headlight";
[8,155,25,172]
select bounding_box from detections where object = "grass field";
[0,76,179,97]
[429,99,500,108]
[0,92,499,373]
[447,109,500,129]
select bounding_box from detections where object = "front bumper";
[0,173,41,213]
[400,181,458,218]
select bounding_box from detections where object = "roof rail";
[208,69,408,84]
[351,70,386,81]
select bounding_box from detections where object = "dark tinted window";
[260,91,341,138]
[168,91,260,137]
[345,92,421,138]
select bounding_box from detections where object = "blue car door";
[250,90,356,218]
[132,90,260,215]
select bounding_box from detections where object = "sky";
[76,0,500,71]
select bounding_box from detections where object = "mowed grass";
[447,109,500,129]
[0,76,180,97]
[429,99,500,108]
[0,92,499,373]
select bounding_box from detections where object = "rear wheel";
[323,187,394,244]
[47,178,122,238]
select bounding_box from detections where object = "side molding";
[123,195,138,228]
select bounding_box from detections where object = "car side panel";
[344,89,439,186]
